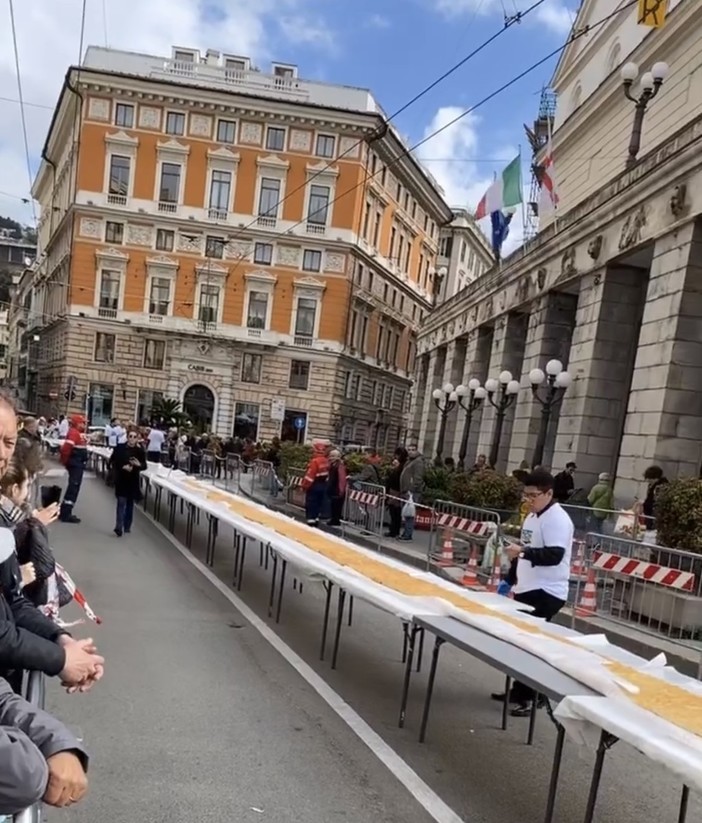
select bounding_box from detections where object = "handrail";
[13,671,45,823]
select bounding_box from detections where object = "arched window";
[607,41,622,74]
[182,384,216,431]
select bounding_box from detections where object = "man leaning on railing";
[0,676,88,817]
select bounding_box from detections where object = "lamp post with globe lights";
[529,359,572,468]
[620,60,669,169]
[455,380,488,470]
[431,383,458,465]
[485,371,521,469]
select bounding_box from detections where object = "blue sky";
[0,0,580,239]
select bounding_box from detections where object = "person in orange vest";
[59,415,89,523]
[301,440,330,527]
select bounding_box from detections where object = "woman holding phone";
[112,429,147,537]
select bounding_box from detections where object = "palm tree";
[151,397,189,427]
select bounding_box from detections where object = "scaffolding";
[523,88,557,241]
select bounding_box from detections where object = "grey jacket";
[400,454,426,496]
[0,678,88,815]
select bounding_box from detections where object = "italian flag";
[474,155,522,221]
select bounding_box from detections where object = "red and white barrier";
[435,513,492,538]
[593,551,695,592]
[348,489,381,507]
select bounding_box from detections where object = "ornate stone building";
[29,45,457,442]
[412,0,701,501]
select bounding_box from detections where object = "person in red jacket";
[327,449,347,527]
[59,415,89,524]
[301,440,329,526]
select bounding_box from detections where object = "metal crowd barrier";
[199,449,217,479]
[342,481,386,544]
[572,533,702,674]
[223,454,241,493]
[252,460,276,495]
[560,503,647,541]
[13,670,46,822]
[176,446,192,473]
[285,468,306,509]
[429,499,501,566]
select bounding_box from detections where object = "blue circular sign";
[294,416,306,430]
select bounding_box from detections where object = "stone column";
[456,326,493,468]
[615,220,702,500]
[508,292,577,470]
[408,353,430,443]
[417,347,445,454]
[553,266,647,494]
[441,338,467,461]
[476,313,528,470]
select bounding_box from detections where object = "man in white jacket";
[492,468,574,716]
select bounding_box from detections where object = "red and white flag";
[538,124,559,219]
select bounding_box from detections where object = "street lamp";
[432,382,458,465]
[620,60,669,169]
[485,371,521,469]
[529,358,572,468]
[455,379,487,470]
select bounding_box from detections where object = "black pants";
[329,496,344,526]
[60,464,85,520]
[147,450,161,464]
[388,505,402,537]
[511,588,565,703]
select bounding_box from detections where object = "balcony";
[98,307,118,319]
[293,334,314,348]
[158,201,178,214]
[148,314,164,324]
[107,193,128,206]
[305,223,326,236]
[208,207,228,221]
[256,215,277,228]
[247,327,262,338]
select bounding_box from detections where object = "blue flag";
[490,210,514,261]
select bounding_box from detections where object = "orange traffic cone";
[486,545,503,592]
[436,529,455,567]
[571,540,586,578]
[461,546,480,587]
[576,568,598,616]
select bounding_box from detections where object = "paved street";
[45,474,701,823]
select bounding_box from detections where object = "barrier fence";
[13,670,45,823]
[343,481,386,543]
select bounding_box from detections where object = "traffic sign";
[294,416,306,430]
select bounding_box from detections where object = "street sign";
[270,398,285,422]
[638,0,668,28]
[294,416,306,431]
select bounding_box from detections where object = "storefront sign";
[187,363,214,374]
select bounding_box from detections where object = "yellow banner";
[638,0,668,28]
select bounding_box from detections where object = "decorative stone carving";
[618,205,647,250]
[593,273,602,286]
[471,307,478,323]
[178,232,202,252]
[325,252,345,273]
[289,129,312,152]
[339,136,360,158]
[670,184,687,218]
[139,106,161,129]
[197,341,211,356]
[277,246,301,267]
[498,291,506,312]
[536,267,546,290]
[561,247,577,278]
[587,234,603,260]
[127,224,153,247]
[225,241,251,261]
[88,98,110,121]
[190,114,212,138]
[79,218,101,239]
[517,274,530,304]
[240,122,263,144]
[447,321,455,337]
[482,296,493,321]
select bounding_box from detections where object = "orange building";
[30,45,453,444]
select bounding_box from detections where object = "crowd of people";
[0,395,105,816]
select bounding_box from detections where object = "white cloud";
[0,0,334,225]
[432,0,577,35]
[365,13,391,28]
[415,105,528,255]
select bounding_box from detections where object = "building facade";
[436,209,493,303]
[412,0,702,501]
[29,45,453,442]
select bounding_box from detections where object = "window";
[373,382,382,406]
[90,384,114,429]
[315,134,335,158]
[108,156,130,197]
[114,103,134,128]
[216,119,236,143]
[362,200,372,239]
[205,236,225,259]
[241,352,262,384]
[246,291,268,328]
[137,389,164,426]
[460,240,467,263]
[105,221,124,244]
[359,314,368,354]
[155,229,174,252]
[289,360,310,390]
[143,339,166,370]
[307,185,330,225]
[258,178,280,218]
[209,170,231,212]
[159,163,181,204]
[376,325,385,360]
[281,409,307,443]
[343,371,351,398]
[149,277,171,316]
[165,111,185,135]
[174,50,195,63]
[233,402,259,440]
[94,332,115,363]
[348,310,358,347]
[99,270,120,310]
[199,284,220,324]
[372,211,381,248]
[266,127,285,151]
[253,242,273,265]
[383,385,394,410]
[225,57,246,71]
[302,250,322,272]
[295,297,317,337]
[351,374,361,401]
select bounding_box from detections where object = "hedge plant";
[655,478,702,552]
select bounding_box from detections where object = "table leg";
[678,785,689,823]
[527,694,539,745]
[416,627,425,673]
[348,595,354,627]
[502,675,512,732]
[398,624,418,728]
[402,622,409,663]
[268,552,278,618]
[331,588,346,670]
[320,582,334,661]
[419,637,444,744]
[264,542,270,571]
[232,534,240,587]
[237,537,247,592]
[275,560,287,624]
[583,731,618,823]
[259,540,264,566]
[543,725,565,823]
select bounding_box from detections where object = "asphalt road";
[45,473,701,823]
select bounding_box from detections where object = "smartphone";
[40,485,62,507]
